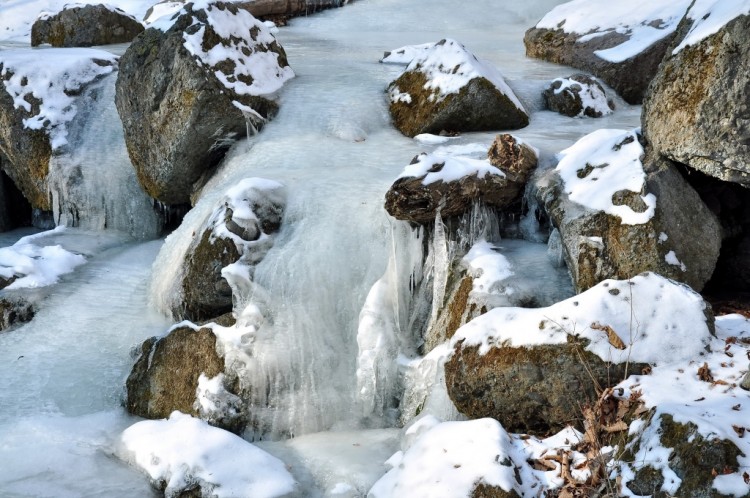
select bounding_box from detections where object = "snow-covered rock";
[524,0,692,104]
[379,42,435,65]
[445,272,714,433]
[643,6,750,187]
[31,4,144,47]
[543,74,614,118]
[387,38,528,137]
[0,48,117,209]
[384,135,537,224]
[173,178,285,322]
[115,1,294,205]
[535,128,720,293]
[125,322,246,432]
[119,411,296,498]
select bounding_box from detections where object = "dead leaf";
[603,421,629,433]
[591,322,626,350]
[732,404,742,411]
[694,397,706,402]
[698,362,714,382]
[732,425,745,438]
[743,472,749,484]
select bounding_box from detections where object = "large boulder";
[0,48,117,210]
[445,273,714,433]
[31,4,144,47]
[535,128,720,293]
[126,324,244,432]
[385,135,537,224]
[524,0,691,104]
[176,178,285,321]
[115,2,294,205]
[387,39,528,137]
[542,74,614,118]
[642,9,750,186]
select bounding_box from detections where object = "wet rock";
[535,129,720,293]
[126,325,242,430]
[115,2,293,205]
[176,179,285,322]
[524,8,681,104]
[387,39,528,137]
[0,49,117,210]
[0,297,33,331]
[543,74,614,118]
[626,414,743,498]
[741,369,750,391]
[385,135,537,224]
[643,13,750,186]
[31,4,144,47]
[0,165,32,232]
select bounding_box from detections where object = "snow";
[119,411,296,498]
[549,76,613,117]
[535,0,692,63]
[398,152,504,185]
[462,239,514,295]
[451,272,713,365]
[0,0,154,42]
[380,42,435,64]
[395,38,525,112]
[673,0,750,53]
[556,128,656,225]
[194,373,243,425]
[178,2,295,109]
[369,418,538,498]
[615,314,750,497]
[414,133,453,144]
[0,48,117,149]
[142,1,183,24]
[664,250,686,271]
[0,227,86,289]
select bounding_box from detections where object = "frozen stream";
[0,0,642,496]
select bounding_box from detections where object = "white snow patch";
[413,133,453,145]
[550,76,612,117]
[143,1,183,25]
[462,239,514,295]
[396,38,525,112]
[556,128,656,225]
[0,227,86,289]
[450,272,712,365]
[0,48,117,149]
[673,0,750,53]
[119,411,296,498]
[535,0,692,63]
[380,42,435,64]
[664,250,686,271]
[194,373,243,426]
[658,232,668,243]
[398,152,504,185]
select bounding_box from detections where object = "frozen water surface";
[0,0,642,495]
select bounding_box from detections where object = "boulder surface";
[31,4,144,47]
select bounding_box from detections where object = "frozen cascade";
[0,0,644,494]
[47,73,163,240]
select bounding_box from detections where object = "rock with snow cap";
[524,0,692,104]
[115,1,294,205]
[535,128,720,293]
[543,73,614,118]
[643,8,750,187]
[385,135,537,224]
[445,273,714,433]
[31,4,144,47]
[0,48,116,210]
[176,178,285,322]
[387,38,528,137]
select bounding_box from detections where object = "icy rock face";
[524,0,691,104]
[176,178,285,322]
[535,128,720,293]
[31,4,144,47]
[0,48,116,210]
[445,273,714,434]
[125,324,246,432]
[384,135,537,224]
[543,74,614,118]
[643,12,750,187]
[115,1,293,205]
[387,38,528,137]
